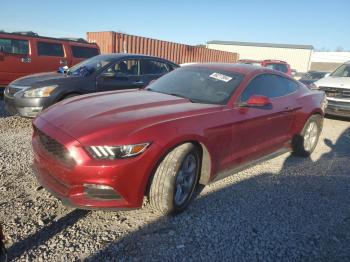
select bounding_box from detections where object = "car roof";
[262,59,288,64]
[183,63,279,76]
[95,53,178,65]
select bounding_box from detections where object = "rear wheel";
[292,114,322,157]
[149,143,200,215]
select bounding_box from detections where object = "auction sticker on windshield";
[209,73,233,82]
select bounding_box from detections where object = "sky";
[1,0,349,51]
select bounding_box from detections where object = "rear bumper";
[3,91,47,117]
[326,99,350,117]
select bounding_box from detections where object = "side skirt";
[212,147,291,183]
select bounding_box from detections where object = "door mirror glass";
[246,95,271,107]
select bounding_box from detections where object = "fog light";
[83,184,121,200]
[30,107,43,113]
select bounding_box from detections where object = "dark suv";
[4,54,179,117]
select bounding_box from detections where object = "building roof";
[207,40,313,50]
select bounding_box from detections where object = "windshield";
[67,55,113,77]
[301,71,327,80]
[331,64,350,77]
[265,63,288,73]
[146,67,244,105]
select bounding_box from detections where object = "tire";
[292,114,323,157]
[149,143,200,215]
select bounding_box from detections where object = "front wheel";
[292,114,323,157]
[149,143,200,215]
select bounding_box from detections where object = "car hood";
[315,76,350,89]
[11,72,82,87]
[38,90,222,144]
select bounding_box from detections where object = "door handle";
[21,57,31,63]
[283,106,295,112]
[133,80,144,85]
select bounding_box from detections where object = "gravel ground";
[0,98,350,262]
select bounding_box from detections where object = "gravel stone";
[0,99,350,261]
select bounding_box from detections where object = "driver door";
[96,59,142,91]
[230,74,297,164]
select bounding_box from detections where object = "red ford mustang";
[32,64,326,214]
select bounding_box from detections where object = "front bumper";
[326,99,350,117]
[32,117,159,210]
[4,91,47,117]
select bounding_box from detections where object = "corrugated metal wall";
[87,32,238,64]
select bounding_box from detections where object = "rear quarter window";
[71,46,99,58]
[37,42,64,57]
[0,38,29,55]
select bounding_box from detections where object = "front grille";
[320,86,350,99]
[35,128,75,167]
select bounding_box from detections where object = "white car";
[314,61,350,117]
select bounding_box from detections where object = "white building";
[207,41,313,73]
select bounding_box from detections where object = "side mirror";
[325,73,331,77]
[245,95,271,107]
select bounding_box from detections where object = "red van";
[0,31,100,88]
[261,59,292,76]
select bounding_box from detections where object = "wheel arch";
[58,92,82,101]
[144,138,213,197]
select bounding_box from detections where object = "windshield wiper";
[146,89,198,103]
[168,93,197,103]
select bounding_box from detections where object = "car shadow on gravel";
[7,209,90,261]
[86,128,350,261]
[325,114,350,122]
[0,99,11,119]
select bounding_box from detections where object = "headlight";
[23,85,58,98]
[86,143,150,160]
[321,95,328,112]
[308,83,319,90]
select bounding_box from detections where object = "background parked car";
[237,59,292,76]
[237,59,262,66]
[299,71,328,88]
[0,31,100,89]
[4,53,179,117]
[313,61,350,117]
[261,59,292,76]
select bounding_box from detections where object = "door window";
[240,74,298,102]
[140,60,170,75]
[105,59,140,76]
[71,46,99,58]
[0,38,29,54]
[37,42,64,57]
